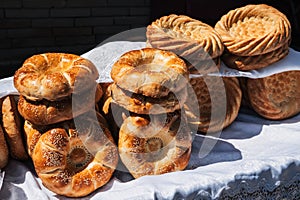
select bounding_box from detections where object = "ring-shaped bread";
[14,53,99,101]
[110,48,188,98]
[110,83,187,115]
[215,4,291,56]
[18,84,102,125]
[31,112,118,197]
[118,112,192,179]
[246,71,300,120]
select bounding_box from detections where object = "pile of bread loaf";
[0,3,299,198]
[8,53,118,197]
[105,48,192,178]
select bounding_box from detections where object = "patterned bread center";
[230,16,275,39]
[67,146,92,171]
[146,137,164,153]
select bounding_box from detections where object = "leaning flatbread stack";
[13,53,118,197]
[107,48,192,178]
[146,14,242,133]
[215,4,300,120]
[1,95,28,161]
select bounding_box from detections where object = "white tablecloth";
[0,107,299,199]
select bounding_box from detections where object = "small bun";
[14,53,99,101]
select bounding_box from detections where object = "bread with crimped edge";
[147,14,224,60]
[215,4,291,56]
[14,53,99,101]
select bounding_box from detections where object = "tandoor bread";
[18,84,102,125]
[0,121,9,169]
[147,14,224,60]
[215,4,291,57]
[110,48,188,98]
[1,95,28,160]
[110,83,187,115]
[185,76,242,133]
[31,112,118,197]
[14,53,99,101]
[243,71,300,120]
[118,112,192,179]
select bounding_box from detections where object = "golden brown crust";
[111,83,187,115]
[246,71,300,120]
[118,112,192,179]
[184,77,242,133]
[0,124,9,169]
[110,48,188,98]
[215,4,291,56]
[222,42,290,71]
[31,111,118,197]
[146,14,224,60]
[1,95,28,160]
[100,83,130,142]
[18,84,102,125]
[14,53,99,101]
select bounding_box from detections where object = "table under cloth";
[0,41,299,199]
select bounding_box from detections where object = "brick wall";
[0,0,151,78]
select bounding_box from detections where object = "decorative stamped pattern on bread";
[184,77,241,133]
[31,111,118,197]
[215,4,291,56]
[118,112,192,178]
[246,71,300,120]
[147,14,224,60]
[14,53,99,101]
[111,48,188,98]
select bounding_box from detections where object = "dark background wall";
[0,0,151,78]
[1,0,299,79]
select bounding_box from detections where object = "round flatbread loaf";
[118,112,192,179]
[221,41,289,71]
[184,77,241,133]
[14,53,99,101]
[110,83,187,115]
[147,14,224,60]
[1,95,28,160]
[31,112,118,197]
[18,84,102,125]
[0,124,9,169]
[246,71,300,120]
[110,48,188,98]
[215,4,291,56]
